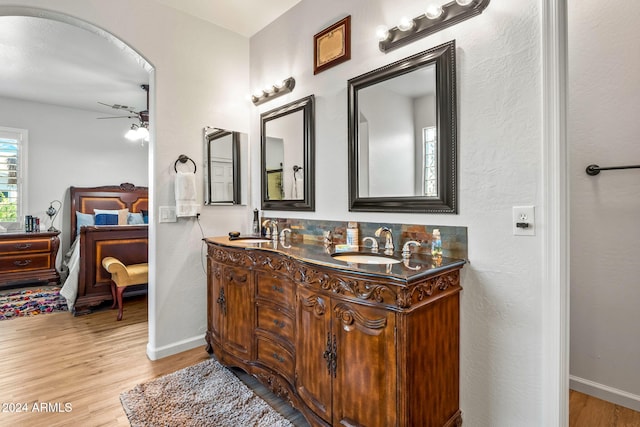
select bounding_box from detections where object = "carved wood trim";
[207,243,461,309]
[334,302,387,331]
[256,373,293,405]
[300,294,326,316]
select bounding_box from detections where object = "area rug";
[0,286,68,320]
[120,358,294,427]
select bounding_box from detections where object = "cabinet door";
[332,301,397,427]
[296,287,332,423]
[207,261,223,345]
[222,266,254,360]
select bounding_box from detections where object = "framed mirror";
[203,127,246,205]
[348,40,457,213]
[261,95,315,211]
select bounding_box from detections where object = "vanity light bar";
[251,77,296,106]
[378,0,490,53]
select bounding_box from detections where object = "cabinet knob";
[272,285,284,293]
[15,243,32,250]
[273,319,286,329]
[14,259,32,267]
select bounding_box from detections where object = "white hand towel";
[175,171,199,217]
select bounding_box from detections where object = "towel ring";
[174,154,197,173]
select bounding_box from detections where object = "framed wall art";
[313,15,351,74]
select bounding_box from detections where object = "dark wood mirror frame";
[348,40,457,213]
[204,128,241,205]
[261,95,315,211]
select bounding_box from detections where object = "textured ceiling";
[0,1,300,114]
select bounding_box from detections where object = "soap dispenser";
[346,222,359,249]
[431,229,442,257]
[252,209,260,235]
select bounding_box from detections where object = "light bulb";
[425,4,444,19]
[274,80,285,89]
[136,126,149,141]
[125,125,139,141]
[376,25,390,41]
[397,16,415,31]
[456,0,475,6]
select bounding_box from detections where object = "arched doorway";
[0,6,154,325]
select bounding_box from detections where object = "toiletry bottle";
[346,222,359,248]
[252,209,260,235]
[431,229,442,257]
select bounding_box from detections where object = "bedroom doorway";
[0,7,153,329]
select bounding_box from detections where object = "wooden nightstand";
[0,231,61,290]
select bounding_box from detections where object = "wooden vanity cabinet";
[206,260,254,362]
[206,241,464,427]
[296,286,398,426]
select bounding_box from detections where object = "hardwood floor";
[0,296,207,427]
[570,390,640,427]
[1,294,637,427]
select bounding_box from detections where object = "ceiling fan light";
[137,126,149,141]
[125,124,139,141]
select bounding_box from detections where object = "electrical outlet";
[159,206,177,223]
[513,206,535,236]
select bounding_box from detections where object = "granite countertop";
[205,235,466,284]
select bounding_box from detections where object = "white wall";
[569,1,640,410]
[0,96,148,256]
[251,0,545,425]
[0,0,251,359]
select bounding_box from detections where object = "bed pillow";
[94,208,129,225]
[140,209,149,224]
[94,213,118,225]
[76,212,95,235]
[127,212,145,225]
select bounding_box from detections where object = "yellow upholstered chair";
[101,257,148,321]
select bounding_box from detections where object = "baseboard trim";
[570,375,640,412]
[146,334,206,361]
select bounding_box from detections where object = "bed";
[60,183,148,315]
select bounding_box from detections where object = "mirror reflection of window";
[423,126,437,197]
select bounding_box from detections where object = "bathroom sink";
[331,252,401,265]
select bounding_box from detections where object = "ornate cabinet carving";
[206,260,254,361]
[296,287,397,426]
[205,239,464,427]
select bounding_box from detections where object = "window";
[423,126,437,197]
[0,127,28,230]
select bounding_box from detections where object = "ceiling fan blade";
[97,115,137,120]
[97,102,139,114]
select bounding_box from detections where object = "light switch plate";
[159,206,177,223]
[513,206,535,236]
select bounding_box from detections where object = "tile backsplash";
[262,217,468,260]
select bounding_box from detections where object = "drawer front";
[0,238,51,255]
[257,303,294,344]
[0,253,51,273]
[256,272,295,309]
[256,337,294,380]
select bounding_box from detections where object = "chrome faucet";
[375,227,394,255]
[362,236,379,252]
[402,240,421,259]
[262,219,278,240]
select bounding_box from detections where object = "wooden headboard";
[69,183,148,240]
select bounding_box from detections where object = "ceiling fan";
[97,84,150,142]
